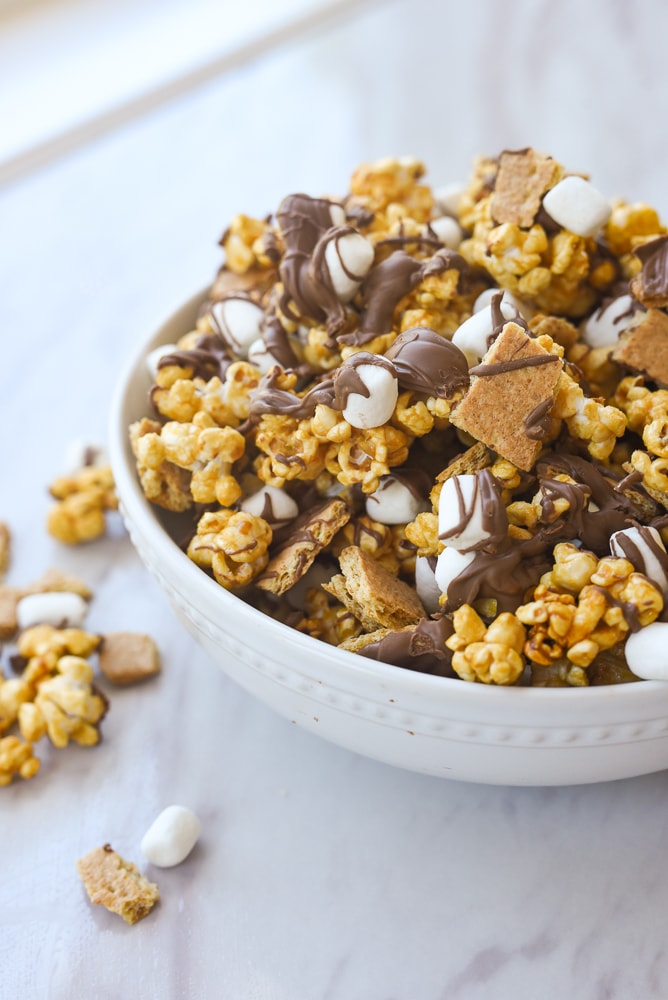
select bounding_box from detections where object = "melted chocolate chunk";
[357,616,455,676]
[385,326,469,398]
[633,235,668,305]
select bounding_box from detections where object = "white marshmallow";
[325,230,375,302]
[428,216,463,250]
[451,302,516,366]
[473,288,527,317]
[365,475,429,525]
[210,298,264,358]
[438,474,493,551]
[329,203,346,226]
[17,592,88,630]
[610,525,668,597]
[542,176,611,238]
[62,439,108,473]
[141,805,201,868]
[145,343,180,379]
[433,182,465,217]
[247,337,281,374]
[415,555,442,615]
[582,294,636,349]
[342,363,398,429]
[434,547,475,596]
[624,622,668,681]
[241,484,299,527]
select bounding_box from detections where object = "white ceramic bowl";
[109,290,668,786]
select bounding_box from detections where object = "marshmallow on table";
[339,356,398,429]
[542,176,611,238]
[324,228,375,302]
[365,475,430,525]
[582,294,637,349]
[240,484,299,528]
[141,805,201,868]
[145,343,180,380]
[209,296,264,358]
[434,547,475,596]
[17,591,88,630]
[62,439,108,473]
[451,298,519,366]
[428,216,463,250]
[415,555,442,615]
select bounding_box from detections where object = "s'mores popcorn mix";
[130,149,668,686]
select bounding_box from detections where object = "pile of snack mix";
[130,148,668,687]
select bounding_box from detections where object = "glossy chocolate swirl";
[357,616,455,676]
[276,194,347,335]
[157,334,233,381]
[384,326,470,398]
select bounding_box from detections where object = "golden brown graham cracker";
[491,149,560,229]
[256,498,350,596]
[77,844,159,925]
[323,545,425,631]
[612,308,668,387]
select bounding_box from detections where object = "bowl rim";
[108,287,668,712]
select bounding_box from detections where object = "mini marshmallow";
[415,555,442,615]
[624,622,668,681]
[434,547,475,596]
[341,361,398,430]
[473,288,527,318]
[365,475,429,525]
[433,182,466,217]
[542,176,611,238]
[325,230,375,302]
[329,203,346,226]
[210,297,264,358]
[582,294,636,349]
[62,439,108,473]
[16,591,88,630]
[241,484,299,527]
[451,301,516,366]
[145,343,181,379]
[610,525,668,597]
[428,216,463,250]
[438,474,498,551]
[141,805,201,868]
[247,337,282,374]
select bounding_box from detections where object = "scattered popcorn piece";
[141,805,201,867]
[0,735,40,786]
[542,176,612,238]
[77,844,159,925]
[47,463,117,544]
[98,632,161,686]
[16,592,88,631]
[18,655,108,748]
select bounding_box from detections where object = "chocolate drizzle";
[384,326,470,398]
[439,470,508,553]
[338,248,467,348]
[357,616,455,676]
[469,353,560,378]
[157,334,233,381]
[276,194,348,335]
[524,397,554,440]
[632,235,668,305]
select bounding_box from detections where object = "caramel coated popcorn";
[129,148,668,685]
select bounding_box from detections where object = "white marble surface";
[5,1,668,997]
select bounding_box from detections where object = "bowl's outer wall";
[109,290,668,785]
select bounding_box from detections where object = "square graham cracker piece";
[77,844,159,925]
[255,498,350,596]
[450,322,562,472]
[323,545,425,631]
[612,308,668,387]
[491,149,559,229]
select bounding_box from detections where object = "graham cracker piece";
[256,498,350,596]
[612,308,668,387]
[435,442,491,484]
[629,236,668,308]
[622,461,668,512]
[25,567,93,600]
[491,149,559,228]
[99,632,161,685]
[0,523,10,582]
[450,322,562,471]
[340,625,405,653]
[323,546,425,631]
[77,844,159,925]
